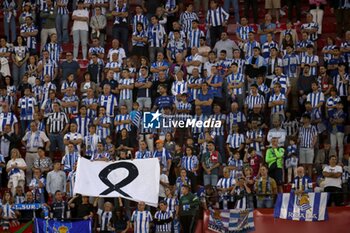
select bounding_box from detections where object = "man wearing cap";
[179,185,199,233]
[153,140,172,175]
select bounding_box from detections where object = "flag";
[208,208,255,233]
[74,157,160,207]
[274,192,329,221]
[34,218,92,233]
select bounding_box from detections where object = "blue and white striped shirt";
[44,42,62,62]
[57,0,69,15]
[132,14,148,32]
[187,29,204,48]
[180,11,199,33]
[210,114,226,136]
[81,97,97,119]
[95,116,111,139]
[181,155,199,173]
[236,25,254,41]
[0,112,18,133]
[206,7,229,27]
[261,41,278,58]
[298,125,317,148]
[226,111,246,134]
[73,116,91,138]
[283,52,300,78]
[61,152,79,172]
[62,94,79,115]
[269,93,286,113]
[246,129,263,152]
[18,96,37,120]
[243,40,260,58]
[113,3,128,25]
[135,149,152,159]
[148,24,166,48]
[98,94,118,117]
[131,210,153,233]
[114,114,131,132]
[301,54,319,76]
[307,91,325,109]
[187,76,203,101]
[227,72,244,95]
[333,72,349,97]
[245,94,265,110]
[21,24,38,49]
[191,114,207,134]
[301,22,319,41]
[39,59,57,80]
[271,75,290,94]
[132,30,148,47]
[119,78,134,100]
[228,158,244,178]
[226,133,245,149]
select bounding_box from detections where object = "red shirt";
[249,155,262,177]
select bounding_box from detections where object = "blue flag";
[34,218,92,233]
[274,192,329,221]
[208,208,255,233]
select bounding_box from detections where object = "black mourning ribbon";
[99,162,139,197]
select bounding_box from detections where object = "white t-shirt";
[323,165,343,188]
[72,9,89,31]
[159,173,169,198]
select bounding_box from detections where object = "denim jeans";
[224,0,240,23]
[12,61,27,87]
[203,174,218,186]
[4,16,16,43]
[73,30,88,60]
[56,14,69,43]
[257,197,274,208]
[49,133,64,152]
[112,25,129,55]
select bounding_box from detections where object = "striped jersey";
[246,129,263,152]
[41,82,57,102]
[298,125,317,148]
[333,72,349,96]
[301,22,319,41]
[46,112,69,134]
[306,91,325,109]
[63,132,83,153]
[91,151,110,161]
[62,94,79,115]
[187,76,203,100]
[105,61,122,82]
[226,111,246,134]
[114,114,131,132]
[0,111,17,133]
[95,116,111,139]
[18,96,37,120]
[191,114,207,134]
[245,94,265,110]
[226,133,245,149]
[236,25,254,41]
[163,197,179,213]
[283,52,300,78]
[84,133,101,158]
[81,97,98,118]
[323,45,336,62]
[20,23,38,50]
[269,93,286,113]
[167,39,187,60]
[98,94,118,117]
[39,59,57,80]
[113,3,128,25]
[154,210,173,232]
[181,155,199,172]
[206,7,229,27]
[132,14,149,32]
[232,58,245,74]
[261,41,278,58]
[61,152,79,172]
[73,116,91,138]
[209,113,226,136]
[61,81,78,94]
[119,78,134,100]
[135,149,152,159]
[271,75,290,94]
[148,23,166,47]
[44,42,62,62]
[297,40,314,58]
[131,210,153,233]
[227,72,244,95]
[243,40,260,58]
[171,80,187,96]
[57,0,69,14]
[180,11,199,33]
[187,29,204,48]
[301,54,319,76]
[132,30,148,47]
[228,158,244,178]
[282,119,299,136]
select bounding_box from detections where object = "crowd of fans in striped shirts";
[0,0,350,232]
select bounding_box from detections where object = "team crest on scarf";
[297,193,312,211]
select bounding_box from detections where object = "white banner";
[74,157,160,207]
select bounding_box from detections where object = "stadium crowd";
[0,0,350,232]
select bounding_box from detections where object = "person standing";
[179,185,199,233]
[255,165,278,208]
[330,0,350,39]
[21,122,50,185]
[154,201,173,233]
[323,155,343,206]
[46,161,67,200]
[130,202,153,233]
[112,0,129,55]
[56,0,70,44]
[12,36,29,87]
[40,0,57,53]
[90,7,107,47]
[201,141,222,186]
[2,0,17,43]
[17,87,37,137]
[265,138,285,193]
[72,0,89,60]
[206,0,229,48]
